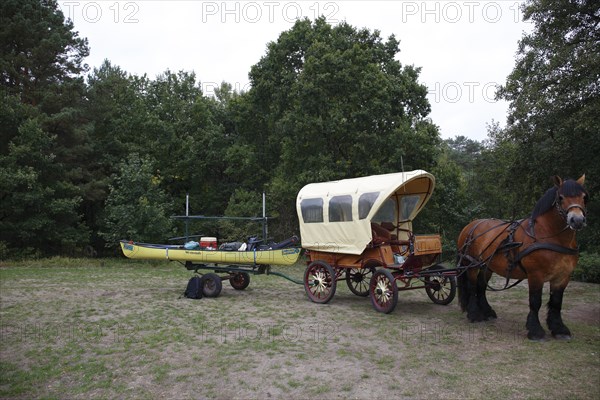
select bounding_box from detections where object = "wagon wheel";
[346,266,376,297]
[202,273,223,298]
[369,269,398,314]
[424,265,456,305]
[230,272,250,290]
[304,261,337,304]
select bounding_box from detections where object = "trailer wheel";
[370,269,398,313]
[346,266,376,297]
[424,264,456,305]
[230,272,250,290]
[202,273,222,298]
[304,261,336,304]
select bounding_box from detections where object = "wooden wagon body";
[296,170,456,312]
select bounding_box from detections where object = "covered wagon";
[296,170,456,312]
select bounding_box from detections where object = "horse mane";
[531,179,588,221]
[531,187,558,221]
[560,179,589,198]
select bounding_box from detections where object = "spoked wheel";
[424,264,456,305]
[230,272,250,290]
[304,261,337,304]
[202,273,223,298]
[370,269,398,313]
[346,266,376,297]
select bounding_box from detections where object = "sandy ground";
[1,261,599,399]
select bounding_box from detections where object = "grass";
[1,258,599,399]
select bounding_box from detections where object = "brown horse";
[457,175,588,340]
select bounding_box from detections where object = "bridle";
[527,191,587,239]
[555,192,587,222]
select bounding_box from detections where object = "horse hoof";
[527,336,547,342]
[468,312,485,322]
[527,332,546,342]
[553,334,572,341]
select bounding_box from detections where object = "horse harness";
[528,189,587,238]
[459,218,579,291]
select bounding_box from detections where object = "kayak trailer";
[120,201,304,298]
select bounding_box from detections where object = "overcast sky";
[58,0,533,141]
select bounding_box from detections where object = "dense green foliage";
[99,154,175,245]
[494,0,599,247]
[229,18,444,240]
[0,0,598,273]
[573,252,600,283]
[1,0,90,256]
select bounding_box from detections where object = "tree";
[0,117,88,257]
[498,0,599,137]
[0,0,89,108]
[474,123,524,219]
[234,18,441,238]
[99,154,175,246]
[415,153,468,257]
[496,0,600,249]
[129,70,230,215]
[218,189,265,242]
[444,135,484,172]
[84,61,153,248]
[0,0,91,256]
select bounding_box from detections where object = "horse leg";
[477,270,497,320]
[526,280,546,341]
[547,284,572,340]
[460,269,485,322]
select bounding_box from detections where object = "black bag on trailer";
[218,242,244,251]
[184,276,204,299]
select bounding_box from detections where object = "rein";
[459,179,586,292]
[460,214,579,291]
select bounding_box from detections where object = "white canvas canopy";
[296,170,436,255]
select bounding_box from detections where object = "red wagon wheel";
[424,265,456,305]
[304,261,337,304]
[370,269,398,313]
[230,272,251,290]
[345,266,376,297]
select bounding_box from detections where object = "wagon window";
[372,198,396,223]
[329,195,353,222]
[400,195,421,220]
[358,192,380,219]
[300,198,324,223]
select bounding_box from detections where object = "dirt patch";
[1,261,599,399]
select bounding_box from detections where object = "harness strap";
[495,240,578,291]
[493,221,527,291]
[461,219,579,291]
[514,242,579,262]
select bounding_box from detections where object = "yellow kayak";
[119,240,301,266]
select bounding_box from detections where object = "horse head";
[553,175,588,231]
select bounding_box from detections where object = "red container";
[200,237,217,249]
